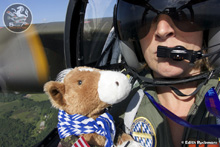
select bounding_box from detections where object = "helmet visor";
[115,0,220,41]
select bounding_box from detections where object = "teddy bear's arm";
[60,134,105,147]
[83,133,106,147]
[60,135,78,147]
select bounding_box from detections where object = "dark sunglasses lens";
[116,0,220,41]
[116,0,156,40]
[138,11,157,39]
[172,0,220,32]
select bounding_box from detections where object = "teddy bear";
[44,66,140,147]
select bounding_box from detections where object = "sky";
[85,0,116,19]
[0,0,69,27]
[0,0,116,27]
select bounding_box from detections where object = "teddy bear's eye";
[78,80,82,85]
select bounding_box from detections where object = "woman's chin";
[155,72,184,78]
[153,66,187,78]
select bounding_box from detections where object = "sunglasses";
[115,0,220,41]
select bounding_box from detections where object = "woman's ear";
[44,81,66,109]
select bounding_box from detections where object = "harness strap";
[145,89,220,138]
[124,89,144,134]
[215,80,220,144]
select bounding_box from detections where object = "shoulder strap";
[215,79,220,124]
[215,80,220,143]
[124,89,144,134]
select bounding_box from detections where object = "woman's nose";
[155,16,175,40]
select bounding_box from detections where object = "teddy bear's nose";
[115,81,119,86]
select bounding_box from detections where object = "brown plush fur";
[44,67,133,147]
[44,67,110,118]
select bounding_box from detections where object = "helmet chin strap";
[170,70,214,97]
[121,63,220,97]
[153,43,220,96]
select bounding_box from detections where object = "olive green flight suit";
[110,72,219,147]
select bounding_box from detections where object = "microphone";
[157,44,220,64]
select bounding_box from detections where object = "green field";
[0,92,58,147]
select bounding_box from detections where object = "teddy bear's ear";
[44,81,66,109]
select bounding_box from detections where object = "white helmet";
[113,0,220,69]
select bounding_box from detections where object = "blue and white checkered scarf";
[57,110,116,147]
